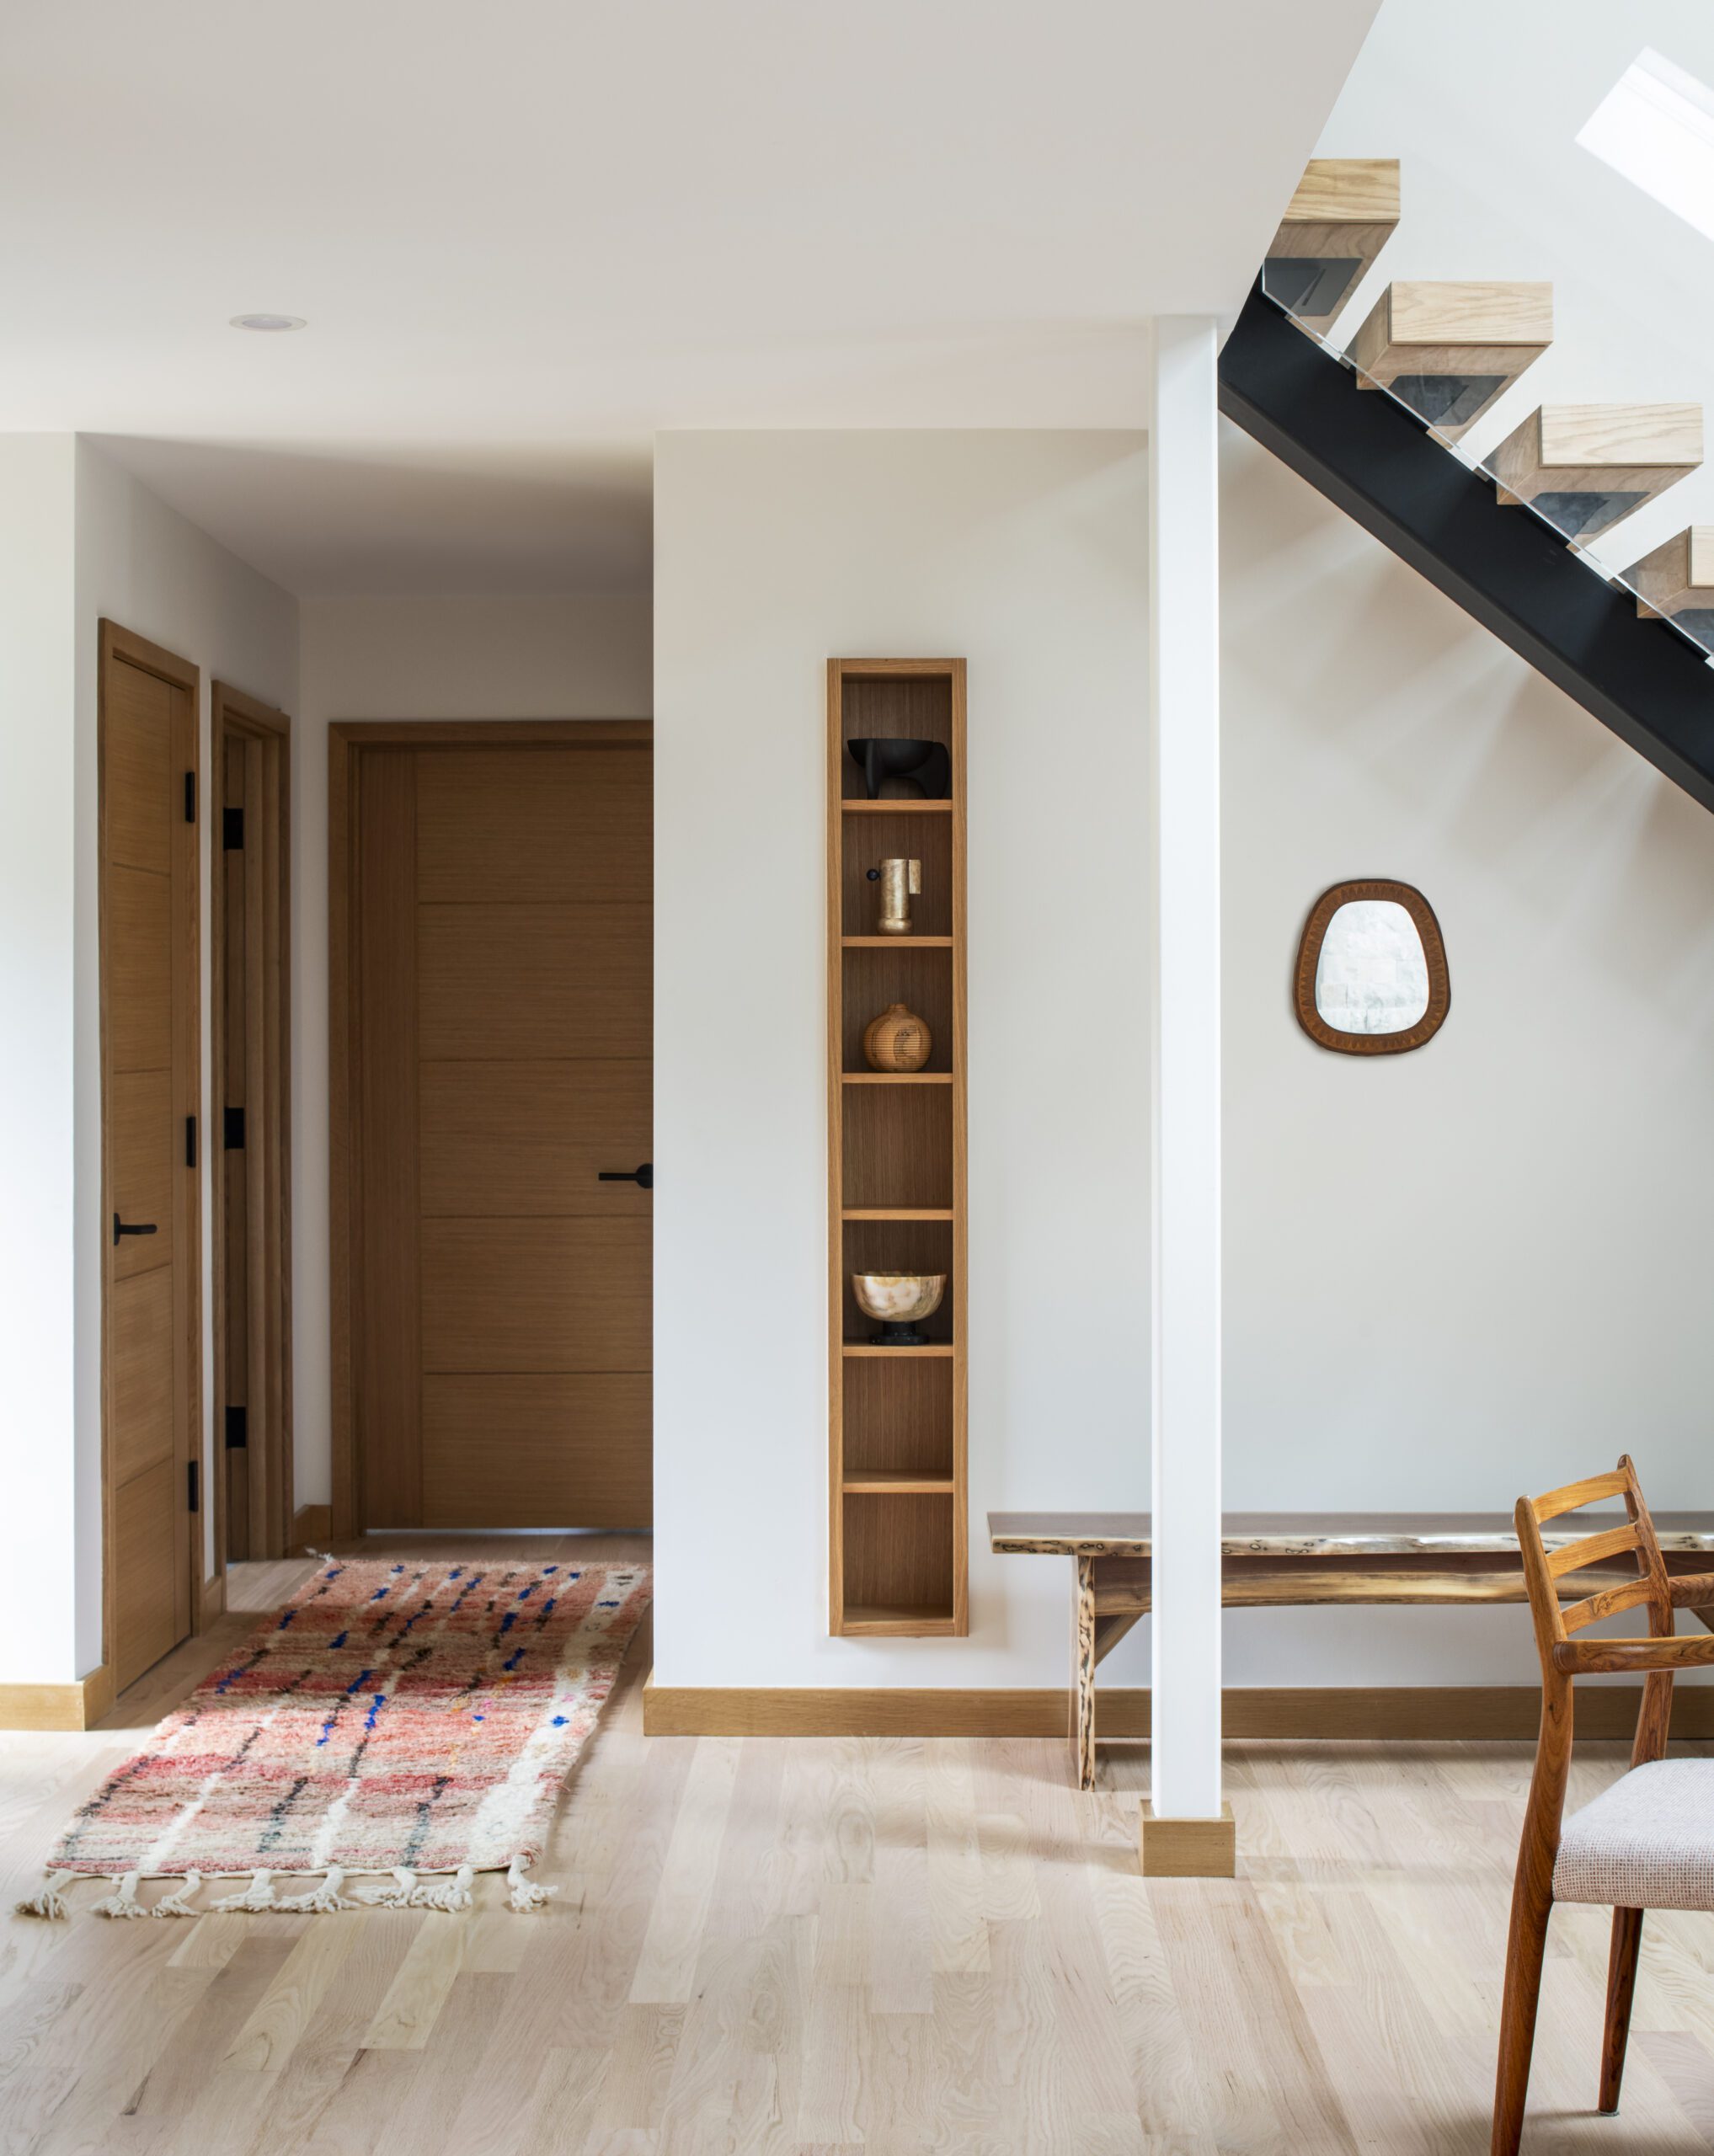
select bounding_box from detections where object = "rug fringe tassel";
[275,1866,360,1913]
[409,1865,475,1912]
[507,1854,554,1913]
[89,1870,147,1919]
[358,1866,419,1908]
[150,1871,204,1917]
[14,1868,74,1921]
[212,1868,277,1913]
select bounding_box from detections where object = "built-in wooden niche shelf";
[828,658,967,1638]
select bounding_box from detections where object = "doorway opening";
[328,720,653,1537]
[211,683,294,1568]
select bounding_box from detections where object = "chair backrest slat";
[1545,1521,1639,1579]
[1534,1469,1628,1521]
[1516,1454,1677,1776]
[1559,1575,1654,1635]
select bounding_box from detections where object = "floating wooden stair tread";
[1490,403,1703,542]
[1264,157,1400,325]
[1348,280,1551,437]
[1625,526,1714,641]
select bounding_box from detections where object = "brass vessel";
[868,857,921,936]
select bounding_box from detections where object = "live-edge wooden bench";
[989,1510,1714,1790]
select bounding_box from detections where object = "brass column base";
[1139,1799,1236,1878]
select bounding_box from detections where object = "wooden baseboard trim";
[1140,1800,1236,1877]
[291,1503,333,1554]
[0,1664,117,1732]
[642,1683,1714,1741]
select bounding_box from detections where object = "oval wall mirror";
[1293,879,1450,1055]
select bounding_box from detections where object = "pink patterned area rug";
[17,1556,650,1920]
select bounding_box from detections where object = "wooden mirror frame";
[1293,878,1450,1055]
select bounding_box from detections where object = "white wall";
[1220,424,1714,1685]
[291,596,654,1513]
[1310,0,1714,585]
[653,430,1151,1689]
[72,440,301,1672]
[0,438,79,1683]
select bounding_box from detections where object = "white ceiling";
[4,0,1380,594]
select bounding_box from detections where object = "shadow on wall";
[1220,424,1714,1022]
[1218,419,1714,1546]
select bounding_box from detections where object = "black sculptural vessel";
[847,735,950,802]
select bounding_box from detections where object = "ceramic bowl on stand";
[850,1271,947,1348]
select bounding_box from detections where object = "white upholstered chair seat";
[1553,1758,1714,1912]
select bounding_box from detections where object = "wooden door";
[99,622,200,1691]
[213,685,292,1566]
[348,732,652,1529]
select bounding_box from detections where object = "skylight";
[1578,46,1714,245]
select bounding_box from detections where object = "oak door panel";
[112,1457,179,1683]
[109,1269,174,1488]
[417,904,651,1060]
[107,867,174,1073]
[421,1374,652,1527]
[104,666,175,874]
[420,1219,652,1374]
[419,1061,651,1218]
[100,629,198,1695]
[108,1069,175,1281]
[416,747,651,904]
[354,752,420,1530]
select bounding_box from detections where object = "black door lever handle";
[113,1214,159,1245]
[596,1163,654,1189]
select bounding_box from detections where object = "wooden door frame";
[328,718,654,1540]
[211,683,294,1578]
[98,619,204,1665]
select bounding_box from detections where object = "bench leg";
[1071,1556,1097,1790]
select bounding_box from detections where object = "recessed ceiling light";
[229,312,307,332]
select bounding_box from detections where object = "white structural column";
[1145,318,1227,1849]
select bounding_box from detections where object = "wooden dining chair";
[1493,1454,1714,2153]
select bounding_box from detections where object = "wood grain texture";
[8,1535,1712,2156]
[1139,1800,1236,1878]
[1348,280,1551,438]
[421,1374,652,1527]
[211,682,294,1572]
[1623,526,1714,618]
[334,724,654,1538]
[354,750,422,1529]
[415,744,650,903]
[1492,1455,1680,2154]
[421,1218,651,1373]
[1490,403,1703,534]
[419,1060,650,1217]
[987,1508,1714,1555]
[830,660,966,1637]
[99,622,200,1690]
[417,902,650,1060]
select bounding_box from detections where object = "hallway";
[1,1555,1709,2153]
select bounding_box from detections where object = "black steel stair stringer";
[1217,281,1714,816]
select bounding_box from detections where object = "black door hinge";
[185,1114,197,1169]
[222,807,244,851]
[224,1106,246,1150]
[225,1405,248,1450]
[187,1460,200,1513]
[184,771,196,824]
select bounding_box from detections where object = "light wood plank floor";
[1,1534,1711,2153]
